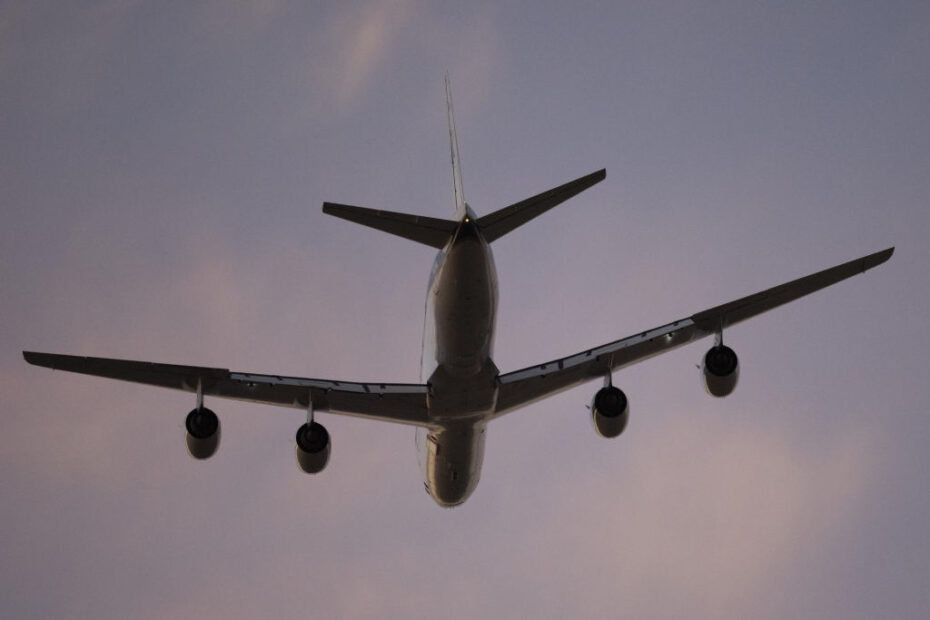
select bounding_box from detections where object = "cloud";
[515,415,880,617]
[322,1,501,111]
[332,0,413,105]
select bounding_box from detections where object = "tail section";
[322,203,457,249]
[323,77,605,248]
[445,74,467,220]
[475,168,606,242]
[320,76,466,249]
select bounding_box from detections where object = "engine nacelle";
[295,421,331,474]
[702,345,740,397]
[591,386,629,438]
[185,407,220,459]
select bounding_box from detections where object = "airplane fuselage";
[416,210,498,506]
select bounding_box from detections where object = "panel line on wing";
[229,372,430,395]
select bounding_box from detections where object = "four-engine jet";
[24,78,893,506]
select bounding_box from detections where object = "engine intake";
[296,421,331,474]
[702,345,740,397]
[185,407,220,459]
[591,386,629,438]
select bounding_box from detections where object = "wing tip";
[23,351,56,368]
[867,246,895,269]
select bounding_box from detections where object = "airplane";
[23,77,893,507]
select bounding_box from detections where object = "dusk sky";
[2,1,928,617]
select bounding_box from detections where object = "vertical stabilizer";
[445,74,467,219]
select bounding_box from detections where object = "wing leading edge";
[22,352,431,426]
[494,247,894,415]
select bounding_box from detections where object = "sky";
[2,1,928,617]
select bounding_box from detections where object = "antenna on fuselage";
[445,73,467,220]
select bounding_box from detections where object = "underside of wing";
[23,352,431,426]
[494,317,704,414]
[494,247,893,415]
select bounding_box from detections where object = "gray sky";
[2,1,928,618]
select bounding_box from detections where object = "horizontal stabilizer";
[476,169,606,243]
[322,203,458,249]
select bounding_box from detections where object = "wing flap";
[24,352,431,426]
[495,319,703,413]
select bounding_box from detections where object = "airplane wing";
[493,247,894,415]
[22,352,431,426]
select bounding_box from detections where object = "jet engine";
[296,421,331,474]
[591,386,629,438]
[185,407,221,459]
[702,344,740,397]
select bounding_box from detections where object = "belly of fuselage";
[422,221,499,416]
[416,422,487,507]
[416,218,498,506]
[431,227,497,376]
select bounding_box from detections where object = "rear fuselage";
[416,210,498,506]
